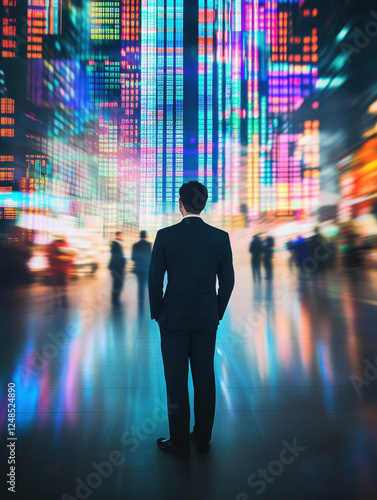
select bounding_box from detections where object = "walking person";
[262,235,275,280]
[293,235,309,279]
[131,230,152,312]
[308,227,328,277]
[249,234,263,284]
[109,231,126,306]
[148,181,234,459]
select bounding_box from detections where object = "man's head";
[115,231,123,241]
[140,230,147,239]
[179,181,208,215]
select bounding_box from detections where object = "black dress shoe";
[190,432,211,453]
[156,438,191,459]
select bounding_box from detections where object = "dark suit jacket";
[132,239,152,274]
[148,216,235,330]
[109,240,126,272]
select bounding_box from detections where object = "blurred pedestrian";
[308,227,328,275]
[292,235,309,278]
[344,232,364,270]
[249,234,263,283]
[262,235,274,280]
[47,236,75,307]
[109,231,126,306]
[132,230,152,312]
[286,239,295,273]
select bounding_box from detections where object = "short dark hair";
[115,231,122,237]
[179,181,208,214]
[140,230,147,239]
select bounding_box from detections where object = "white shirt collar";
[182,214,201,219]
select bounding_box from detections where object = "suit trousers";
[111,268,125,304]
[136,272,148,310]
[159,325,218,447]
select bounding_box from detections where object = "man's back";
[150,181,234,458]
[148,217,234,330]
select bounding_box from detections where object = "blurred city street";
[1,233,377,499]
[1,0,377,497]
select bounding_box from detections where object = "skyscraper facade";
[140,0,184,230]
[201,0,320,220]
[138,0,319,230]
[1,0,320,242]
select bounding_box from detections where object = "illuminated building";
[338,135,377,224]
[1,0,322,240]
[119,0,140,234]
[140,0,184,231]
[1,0,17,59]
[0,95,17,222]
[26,0,62,59]
[21,1,100,241]
[89,0,141,239]
[199,0,320,220]
[90,1,120,40]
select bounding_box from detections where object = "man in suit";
[132,230,152,311]
[262,235,275,280]
[249,234,263,284]
[149,181,234,459]
[109,231,126,306]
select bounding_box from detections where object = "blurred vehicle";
[28,239,100,283]
[28,246,49,283]
[70,238,99,277]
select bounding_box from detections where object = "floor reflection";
[1,264,377,498]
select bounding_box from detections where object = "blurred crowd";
[0,224,376,296]
[249,226,377,283]
[285,228,336,278]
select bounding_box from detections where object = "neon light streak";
[166,0,174,213]
[175,0,184,213]
[198,2,205,184]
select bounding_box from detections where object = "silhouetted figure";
[308,227,328,275]
[109,231,126,306]
[286,239,295,272]
[249,234,263,283]
[293,235,309,276]
[149,181,234,459]
[132,230,152,312]
[344,232,364,270]
[48,237,74,307]
[262,235,274,280]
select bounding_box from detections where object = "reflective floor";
[1,243,377,499]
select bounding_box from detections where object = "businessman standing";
[109,231,126,306]
[132,230,152,312]
[148,181,235,459]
